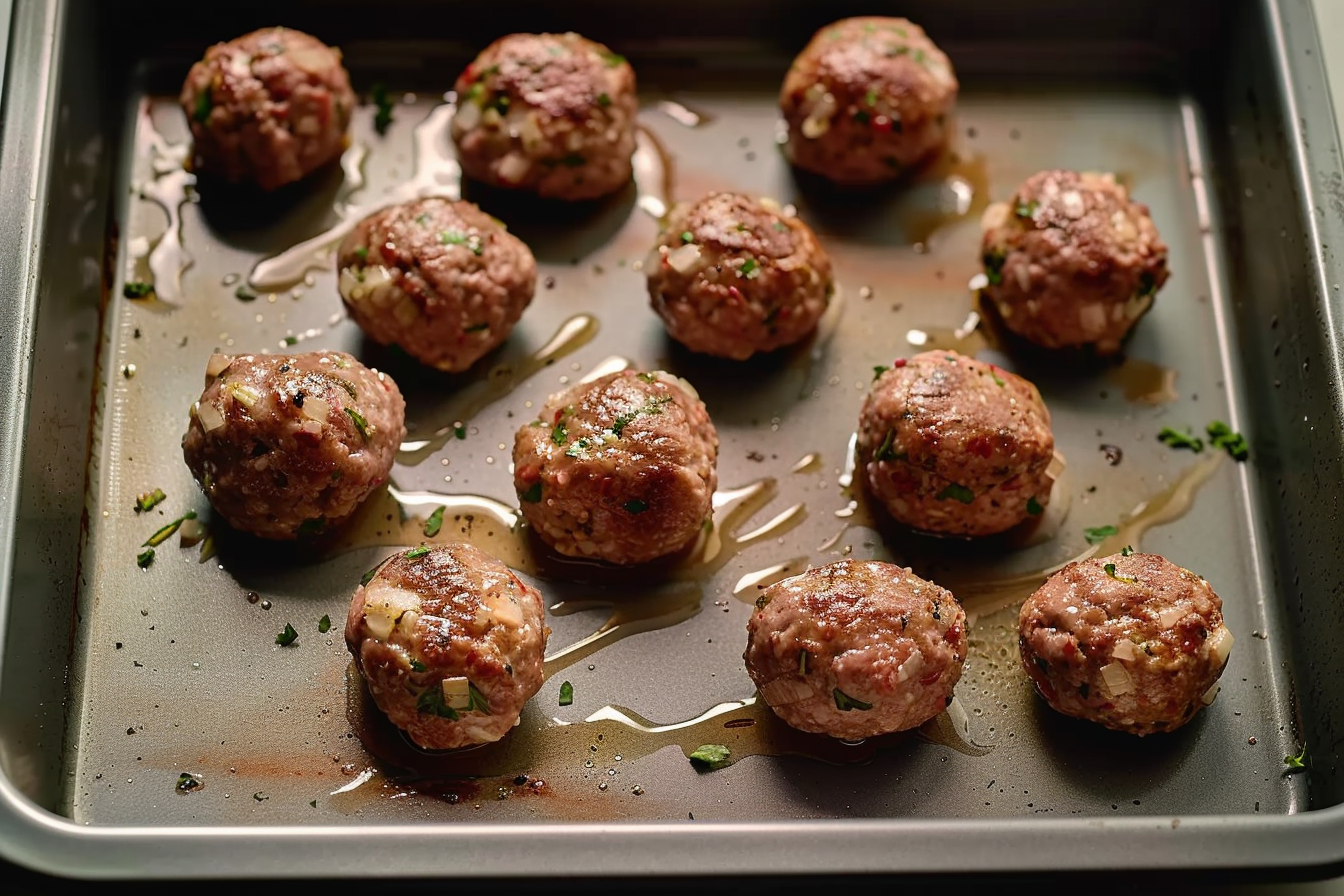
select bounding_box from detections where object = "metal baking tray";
[2,0,1343,880]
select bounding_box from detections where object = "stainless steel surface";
[2,0,1344,879]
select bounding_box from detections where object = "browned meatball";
[646,193,833,359]
[745,560,967,740]
[513,371,718,565]
[451,32,637,201]
[1019,551,1234,735]
[857,350,1054,537]
[336,197,537,372]
[182,350,405,540]
[180,27,355,191]
[346,543,548,750]
[780,17,958,186]
[980,170,1170,355]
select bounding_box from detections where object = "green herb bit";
[739,257,760,278]
[454,423,467,440]
[1284,743,1308,771]
[282,336,299,346]
[983,250,1006,287]
[1137,271,1158,298]
[275,623,299,647]
[144,510,197,547]
[854,109,870,125]
[345,407,371,439]
[935,483,975,504]
[193,89,213,123]
[1103,562,1138,584]
[1014,199,1039,219]
[439,229,484,256]
[371,83,394,135]
[601,51,626,67]
[623,499,648,515]
[680,230,695,244]
[123,281,155,299]
[467,682,491,714]
[404,546,430,559]
[990,369,1006,387]
[864,88,879,107]
[310,800,317,808]
[798,649,809,675]
[833,688,873,712]
[424,505,446,538]
[551,422,568,446]
[558,680,574,706]
[637,372,658,383]
[134,488,167,513]
[318,614,331,634]
[872,365,889,381]
[1157,427,1203,452]
[688,744,732,771]
[417,685,459,720]
[875,429,899,462]
[353,247,368,261]
[233,285,258,302]
[410,659,427,672]
[596,92,612,107]
[1121,545,1135,557]
[1084,525,1119,545]
[464,322,489,332]
[298,517,326,536]
[175,772,203,793]
[521,481,543,503]
[136,547,155,569]
[1026,496,1044,516]
[1206,421,1249,461]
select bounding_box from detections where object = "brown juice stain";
[248,103,461,291]
[1107,357,1179,404]
[902,151,991,246]
[396,312,600,465]
[134,100,195,305]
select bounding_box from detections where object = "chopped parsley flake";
[464,322,490,333]
[637,372,658,383]
[564,438,593,459]
[404,546,430,559]
[466,682,491,714]
[521,481,543,503]
[935,483,975,504]
[872,365,889,381]
[559,680,574,706]
[680,230,695,244]
[610,396,674,437]
[551,422,568,446]
[454,424,467,440]
[1084,525,1119,545]
[136,547,155,569]
[123,281,154,299]
[424,506,445,538]
[596,92,612,107]
[1120,545,1135,557]
[1026,496,1044,516]
[1158,427,1204,452]
[739,257,760,278]
[1014,199,1039,219]
[439,230,484,256]
[282,336,298,346]
[601,51,626,67]
[345,407,371,439]
[371,83,394,135]
[623,499,649,515]
[234,286,257,301]
[688,744,732,770]
[1103,562,1138,584]
[875,429,899,462]
[1207,421,1249,461]
[1137,271,1158,298]
[410,659,427,672]
[1284,743,1308,771]
[983,250,1006,286]
[298,516,326,536]
[798,649,809,675]
[417,686,458,720]
[193,89,212,123]
[990,369,1006,387]
[135,488,166,513]
[144,510,197,547]
[864,88,879,107]
[360,561,382,586]
[318,614,331,633]
[354,247,368,261]
[833,688,873,712]
[275,623,298,647]
[175,772,204,793]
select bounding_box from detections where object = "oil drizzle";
[542,584,703,678]
[397,313,600,463]
[654,100,714,129]
[248,103,460,291]
[732,558,808,599]
[633,125,675,222]
[906,308,990,356]
[135,101,195,304]
[902,151,990,245]
[1107,358,1179,404]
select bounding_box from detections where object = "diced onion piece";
[362,265,395,292]
[337,268,364,302]
[365,610,395,641]
[497,152,530,183]
[441,676,471,710]
[1124,291,1155,321]
[800,94,837,139]
[1158,605,1185,628]
[759,196,782,213]
[1111,638,1138,662]
[300,419,323,437]
[228,383,261,409]
[897,648,925,683]
[288,44,331,75]
[392,298,420,327]
[1100,662,1134,697]
[517,112,545,151]
[980,201,1010,231]
[301,396,330,423]
[1201,683,1221,706]
[398,610,419,633]
[455,100,481,131]
[483,591,523,628]
[196,401,226,433]
[667,243,701,274]
[363,585,423,641]
[759,676,813,707]
[481,106,503,127]
[1208,626,1234,666]
[205,353,232,378]
[1078,303,1107,333]
[178,517,206,547]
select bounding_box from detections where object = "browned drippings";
[396,312,601,465]
[901,150,991,246]
[633,125,676,222]
[1106,357,1179,404]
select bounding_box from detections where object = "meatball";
[780,17,958,186]
[336,198,537,372]
[451,32,638,201]
[980,170,1170,355]
[745,560,966,740]
[1019,551,1234,735]
[513,371,718,565]
[182,350,405,540]
[857,350,1055,537]
[646,193,834,359]
[346,543,548,750]
[180,27,355,191]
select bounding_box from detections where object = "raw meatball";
[346,543,548,750]
[980,170,1170,355]
[180,27,355,191]
[780,17,958,186]
[857,350,1055,537]
[745,560,966,740]
[182,350,405,540]
[1019,551,1234,735]
[451,32,638,201]
[513,371,717,565]
[336,197,537,372]
[646,192,834,359]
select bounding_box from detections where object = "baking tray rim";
[2,0,1343,879]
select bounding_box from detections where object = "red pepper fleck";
[1062,641,1077,657]
[551,407,565,424]
[872,115,893,133]
[461,64,475,83]
[945,623,962,645]
[966,435,994,459]
[920,669,944,686]
[517,465,540,484]
[892,358,907,368]
[727,285,744,303]
[597,476,616,497]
